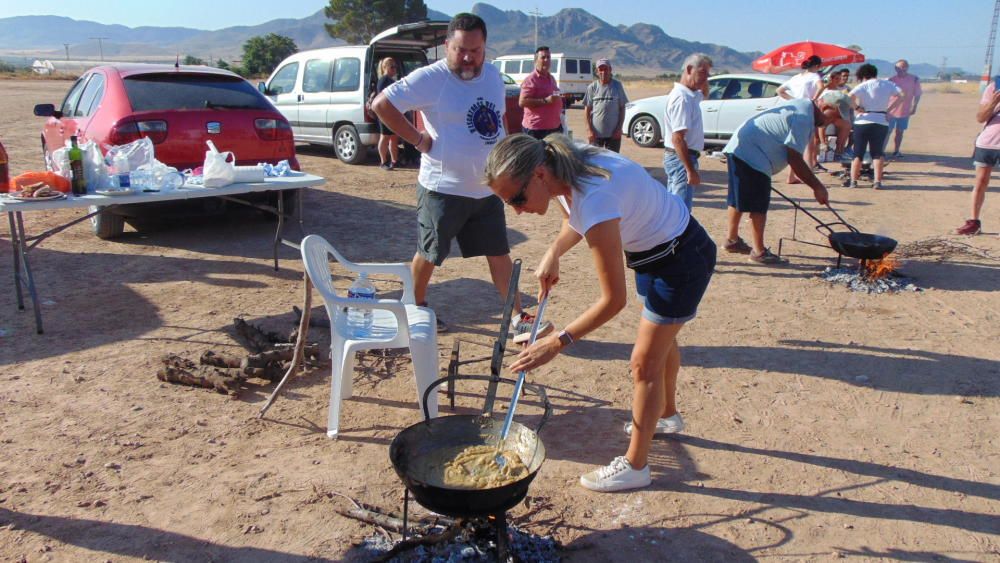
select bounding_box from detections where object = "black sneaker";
[512,312,554,344]
[418,302,449,333]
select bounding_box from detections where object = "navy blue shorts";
[633,218,716,325]
[853,123,888,160]
[726,156,772,213]
[973,146,1000,168]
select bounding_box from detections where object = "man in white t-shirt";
[373,13,551,338]
[662,53,712,211]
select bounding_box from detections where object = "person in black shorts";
[376,57,400,170]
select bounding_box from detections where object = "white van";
[491,53,593,106]
[262,21,448,164]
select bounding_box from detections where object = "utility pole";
[528,8,542,50]
[981,0,1000,91]
[89,37,108,61]
[63,43,70,61]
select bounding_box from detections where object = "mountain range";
[0,3,962,77]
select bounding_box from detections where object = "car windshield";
[124,73,272,111]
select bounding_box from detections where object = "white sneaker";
[623,413,685,436]
[579,456,651,492]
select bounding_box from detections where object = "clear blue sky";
[0,0,992,72]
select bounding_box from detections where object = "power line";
[528,8,542,50]
[89,37,109,61]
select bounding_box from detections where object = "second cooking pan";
[771,187,897,260]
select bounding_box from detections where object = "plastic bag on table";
[81,139,112,190]
[48,148,71,179]
[104,137,155,173]
[202,141,236,188]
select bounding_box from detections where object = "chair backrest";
[301,234,352,308]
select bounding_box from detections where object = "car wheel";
[333,124,366,165]
[630,115,661,148]
[89,206,125,239]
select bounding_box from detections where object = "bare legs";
[851,156,886,184]
[625,319,684,470]
[412,252,522,313]
[411,252,436,306]
[485,253,523,314]
[892,127,905,155]
[727,206,768,254]
[378,133,399,166]
[970,165,992,221]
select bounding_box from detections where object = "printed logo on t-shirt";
[466,97,502,143]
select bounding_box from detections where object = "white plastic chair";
[300,234,439,438]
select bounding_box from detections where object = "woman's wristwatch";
[557,329,574,348]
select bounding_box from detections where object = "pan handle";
[824,203,860,233]
[771,186,831,232]
[771,186,859,236]
[420,374,553,433]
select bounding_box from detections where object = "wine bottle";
[69,135,86,195]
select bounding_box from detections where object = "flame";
[862,254,900,280]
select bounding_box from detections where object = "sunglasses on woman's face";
[505,175,531,207]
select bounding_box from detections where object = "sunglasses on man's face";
[505,175,532,207]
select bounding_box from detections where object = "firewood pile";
[156,317,323,396]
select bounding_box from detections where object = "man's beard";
[448,60,482,80]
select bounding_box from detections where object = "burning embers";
[360,518,561,562]
[821,253,920,293]
[860,254,901,281]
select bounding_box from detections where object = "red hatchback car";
[34,64,299,238]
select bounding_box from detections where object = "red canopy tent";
[752,41,865,74]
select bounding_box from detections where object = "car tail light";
[137,121,168,144]
[255,118,293,141]
[109,119,168,145]
[109,121,141,145]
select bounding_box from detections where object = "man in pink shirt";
[518,46,563,140]
[956,80,1000,235]
[887,59,922,158]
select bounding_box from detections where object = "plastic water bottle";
[347,272,376,337]
[112,152,131,189]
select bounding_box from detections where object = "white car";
[623,73,787,149]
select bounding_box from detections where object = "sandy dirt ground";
[0,78,997,562]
